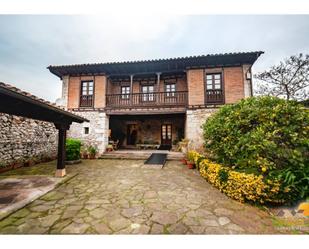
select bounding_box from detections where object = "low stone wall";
[68,111,109,154]
[185,108,218,149]
[0,113,58,168]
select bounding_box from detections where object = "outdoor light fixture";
[246,70,252,80]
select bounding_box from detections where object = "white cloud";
[0,15,308,101]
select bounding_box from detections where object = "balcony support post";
[156,72,161,91]
[130,74,134,105]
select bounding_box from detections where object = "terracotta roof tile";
[0,82,87,122]
[48,51,264,78]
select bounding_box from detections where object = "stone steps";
[99,152,183,161]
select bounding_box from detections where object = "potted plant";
[177,138,190,153]
[12,158,24,169]
[187,160,195,169]
[181,157,187,165]
[0,162,13,173]
[81,147,89,159]
[88,146,98,159]
[106,144,114,152]
[186,152,195,169]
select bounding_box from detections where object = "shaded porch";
[109,113,185,150]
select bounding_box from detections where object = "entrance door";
[161,124,172,145]
[127,124,137,145]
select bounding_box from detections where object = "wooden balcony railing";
[80,95,93,107]
[205,89,224,104]
[106,91,188,108]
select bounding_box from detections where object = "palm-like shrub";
[203,96,309,202]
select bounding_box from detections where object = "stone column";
[243,64,252,98]
[61,75,69,110]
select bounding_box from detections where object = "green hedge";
[66,138,82,161]
[202,96,309,203]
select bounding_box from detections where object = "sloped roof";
[0,82,88,124]
[48,51,264,78]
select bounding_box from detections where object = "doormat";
[144,153,167,168]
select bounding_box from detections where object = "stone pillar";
[61,75,69,110]
[243,64,252,98]
[185,109,217,149]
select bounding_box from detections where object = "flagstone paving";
[0,159,288,234]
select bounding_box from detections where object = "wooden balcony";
[205,89,224,104]
[80,95,93,107]
[106,91,188,109]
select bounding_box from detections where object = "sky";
[0,15,308,102]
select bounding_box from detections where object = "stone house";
[48,52,263,153]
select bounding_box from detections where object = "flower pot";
[181,158,187,165]
[83,154,89,159]
[0,165,13,173]
[13,162,23,169]
[106,148,113,152]
[89,154,96,159]
[187,162,195,169]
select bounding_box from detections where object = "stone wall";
[185,108,218,149]
[0,113,58,167]
[68,111,109,154]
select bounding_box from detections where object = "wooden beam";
[55,123,71,177]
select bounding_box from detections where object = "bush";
[202,96,309,202]
[66,138,82,161]
[199,157,283,204]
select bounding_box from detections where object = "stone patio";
[0,176,63,220]
[0,159,305,234]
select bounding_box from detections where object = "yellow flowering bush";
[195,152,285,204]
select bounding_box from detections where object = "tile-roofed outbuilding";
[0,81,89,177]
[0,82,88,123]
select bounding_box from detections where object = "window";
[84,127,89,134]
[165,83,176,97]
[205,73,224,103]
[80,81,94,107]
[142,85,154,101]
[206,73,222,90]
[81,81,94,95]
[121,86,130,99]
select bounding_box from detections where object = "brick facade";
[94,75,107,108]
[67,76,80,109]
[68,67,249,108]
[61,65,253,153]
[224,66,245,104]
[187,69,205,106]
